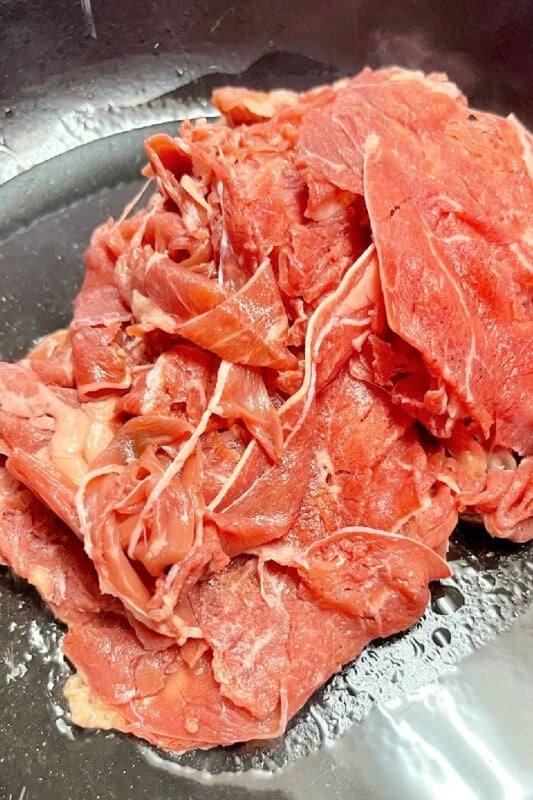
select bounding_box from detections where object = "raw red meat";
[0,67,531,752]
[0,467,447,750]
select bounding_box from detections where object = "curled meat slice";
[213,363,283,463]
[212,86,299,125]
[299,527,450,635]
[177,259,297,370]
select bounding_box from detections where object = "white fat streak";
[507,115,533,267]
[243,629,276,670]
[389,504,428,534]
[420,217,477,404]
[207,244,377,510]
[435,193,464,213]
[129,195,165,250]
[145,249,167,272]
[256,557,288,609]
[216,180,227,287]
[130,289,177,334]
[173,620,203,645]
[307,194,351,222]
[340,317,373,328]
[510,242,533,275]
[140,354,208,420]
[207,439,255,510]
[64,673,128,731]
[284,357,318,448]
[79,369,132,397]
[114,179,152,227]
[192,510,204,555]
[305,525,451,576]
[436,471,461,495]
[251,542,309,571]
[180,174,211,212]
[240,562,291,730]
[141,358,167,415]
[126,359,233,558]
[75,464,123,551]
[439,234,470,245]
[163,562,180,591]
[285,243,378,445]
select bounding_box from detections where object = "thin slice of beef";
[0,67,531,754]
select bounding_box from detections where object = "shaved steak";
[0,67,531,753]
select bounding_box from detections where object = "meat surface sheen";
[0,66,531,753]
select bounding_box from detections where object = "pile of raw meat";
[0,68,532,752]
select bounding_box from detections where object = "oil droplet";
[479,573,497,590]
[309,705,330,746]
[431,584,465,615]
[412,638,425,658]
[512,580,527,601]
[390,669,403,684]
[432,627,451,647]
[344,673,359,696]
